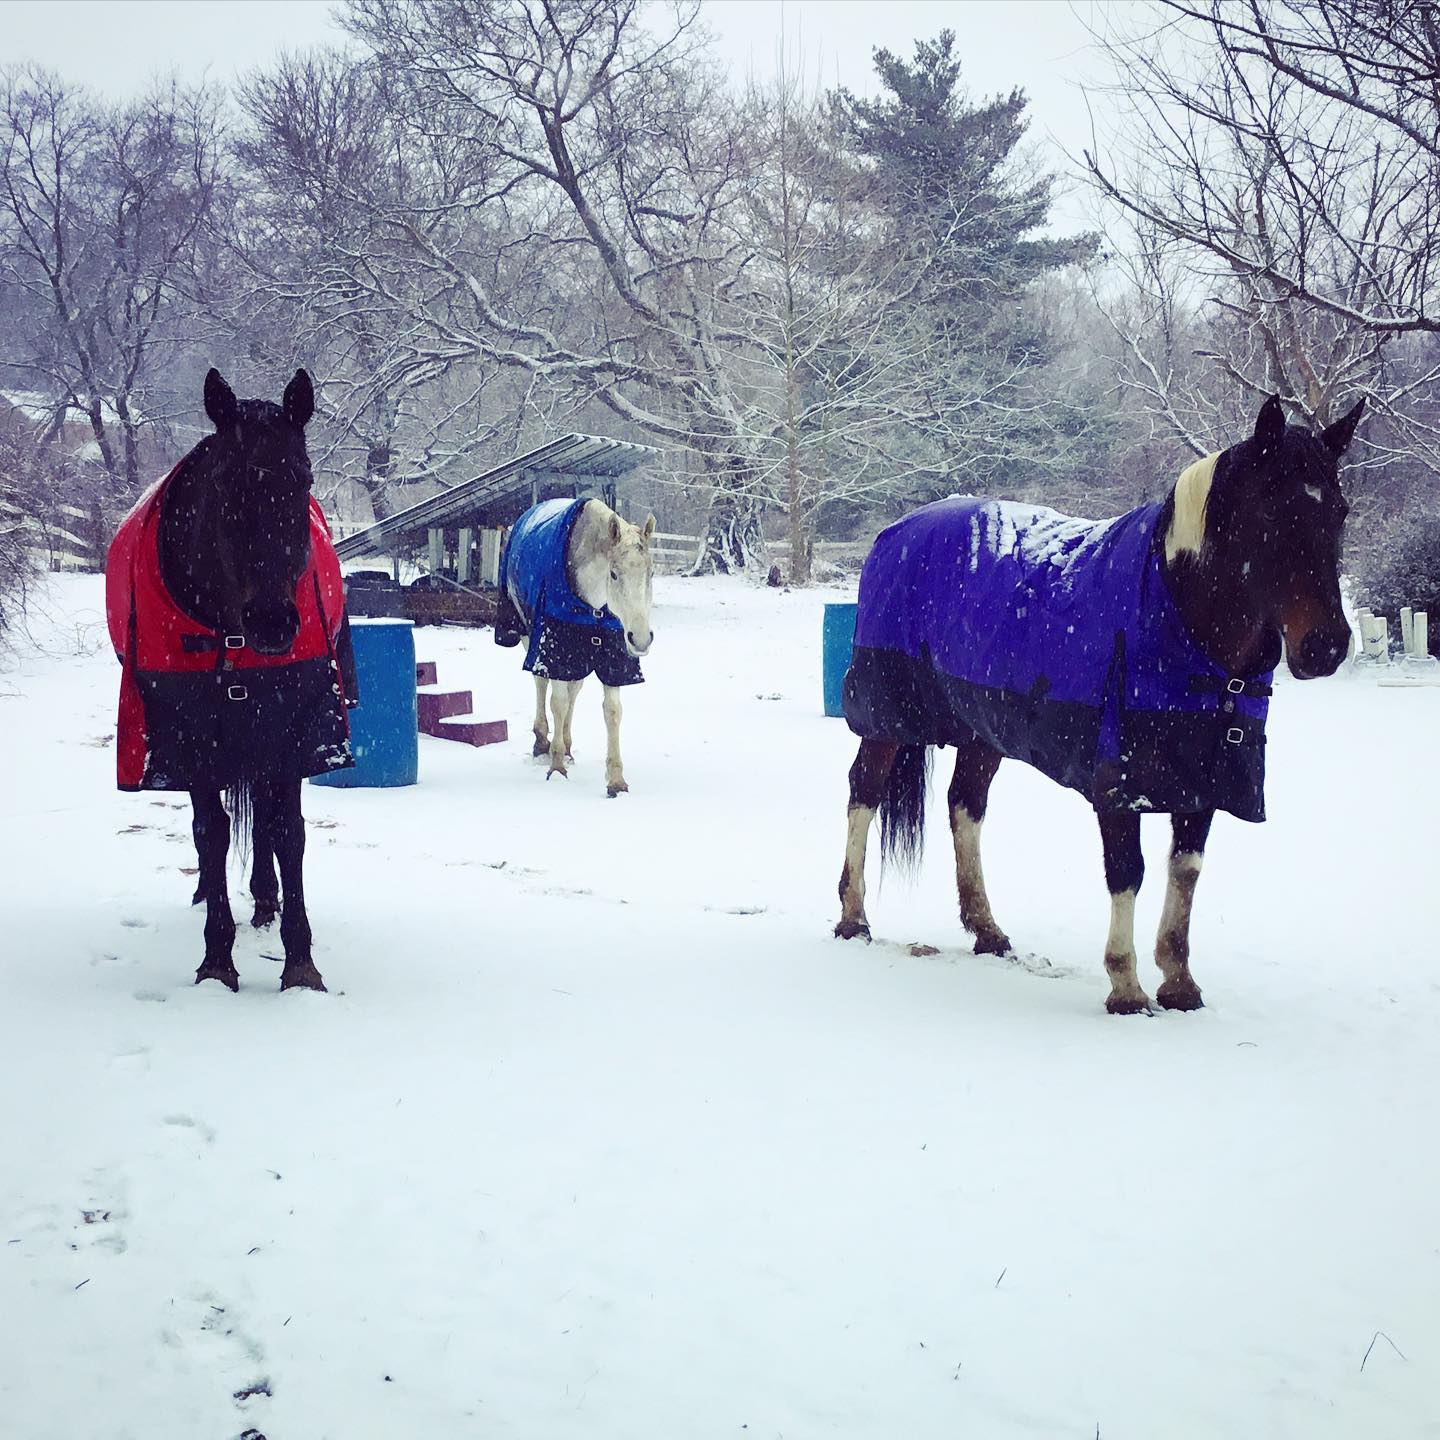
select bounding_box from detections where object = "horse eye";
[610,569,619,582]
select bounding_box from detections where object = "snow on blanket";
[1,572,1438,1440]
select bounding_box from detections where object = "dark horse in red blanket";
[106,369,355,992]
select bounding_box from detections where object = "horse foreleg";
[268,777,324,992]
[1154,810,1212,1011]
[1099,811,1149,1014]
[835,738,898,941]
[190,788,238,991]
[547,681,577,779]
[532,675,551,756]
[602,684,626,796]
[948,738,1011,956]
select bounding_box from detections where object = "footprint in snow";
[133,989,168,1004]
[163,1114,217,1144]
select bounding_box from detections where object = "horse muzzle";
[1287,626,1349,680]
[242,601,301,656]
[625,628,653,658]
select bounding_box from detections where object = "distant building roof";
[334,433,660,560]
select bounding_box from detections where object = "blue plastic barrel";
[311,618,418,788]
[822,602,858,718]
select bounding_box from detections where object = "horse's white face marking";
[572,502,656,659]
[1164,453,1221,562]
[605,514,655,657]
[1304,484,1323,502]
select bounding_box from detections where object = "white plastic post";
[428,527,444,575]
[1400,606,1414,656]
[1414,611,1429,659]
[480,528,502,586]
[1360,612,1389,660]
[457,527,473,585]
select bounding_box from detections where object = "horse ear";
[642,514,656,543]
[1253,394,1286,454]
[204,368,238,430]
[609,513,622,546]
[283,369,315,429]
[1322,397,1365,456]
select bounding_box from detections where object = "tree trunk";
[691,480,765,575]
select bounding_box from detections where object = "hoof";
[1105,992,1154,1016]
[532,735,550,757]
[251,902,279,929]
[834,917,871,941]
[606,780,629,798]
[972,928,1012,957]
[546,765,568,782]
[280,963,327,993]
[195,961,239,992]
[1157,980,1205,1011]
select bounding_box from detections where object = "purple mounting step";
[418,689,474,729]
[415,660,438,686]
[435,717,509,748]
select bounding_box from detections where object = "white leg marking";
[1105,888,1151,1013]
[950,808,1010,954]
[836,804,876,938]
[1156,851,1205,1008]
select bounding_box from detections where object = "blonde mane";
[1164,452,1221,563]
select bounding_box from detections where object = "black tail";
[224,780,254,866]
[878,744,931,873]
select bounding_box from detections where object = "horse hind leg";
[249,803,280,928]
[947,738,1011,956]
[546,681,577,779]
[564,677,582,760]
[1099,811,1150,1015]
[1154,810,1212,1011]
[532,675,551,756]
[835,738,899,941]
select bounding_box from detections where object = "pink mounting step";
[418,689,474,729]
[436,717,510,747]
[414,659,509,748]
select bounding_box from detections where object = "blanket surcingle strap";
[105,460,355,792]
[843,496,1276,821]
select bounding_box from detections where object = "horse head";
[1168,394,1364,681]
[601,509,657,658]
[199,367,316,655]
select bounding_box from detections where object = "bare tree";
[0,68,225,500]
[1084,0,1440,466]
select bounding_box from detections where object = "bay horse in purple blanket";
[106,369,356,993]
[835,395,1365,1014]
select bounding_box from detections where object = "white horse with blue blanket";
[495,497,655,795]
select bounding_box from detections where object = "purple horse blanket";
[843,496,1275,820]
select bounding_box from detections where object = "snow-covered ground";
[3,572,1438,1440]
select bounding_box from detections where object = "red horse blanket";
[106,461,354,791]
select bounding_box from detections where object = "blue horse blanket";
[496,498,643,686]
[843,497,1274,820]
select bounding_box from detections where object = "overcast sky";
[1,0,1111,227]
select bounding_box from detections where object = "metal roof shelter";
[334,433,660,563]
